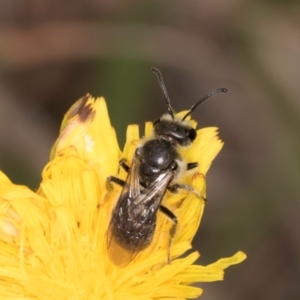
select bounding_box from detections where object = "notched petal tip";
[207,251,247,270]
[50,95,120,181]
[67,93,95,122]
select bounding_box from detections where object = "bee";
[107,67,227,267]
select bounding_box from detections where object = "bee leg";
[106,176,126,191]
[159,205,178,264]
[187,162,198,170]
[168,184,206,202]
[119,159,130,173]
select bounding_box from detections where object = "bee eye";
[187,128,197,141]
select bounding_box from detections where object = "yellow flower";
[0,94,246,299]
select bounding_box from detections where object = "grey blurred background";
[0,1,299,299]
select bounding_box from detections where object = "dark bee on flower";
[107,67,227,267]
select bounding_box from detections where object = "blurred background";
[0,1,299,299]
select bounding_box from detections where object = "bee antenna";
[152,67,175,119]
[182,88,227,121]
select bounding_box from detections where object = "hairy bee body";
[107,68,226,267]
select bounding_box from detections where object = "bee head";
[151,67,227,146]
[153,114,196,146]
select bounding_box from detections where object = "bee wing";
[128,170,174,215]
[106,154,141,266]
[107,155,140,238]
[107,169,175,267]
[127,154,141,200]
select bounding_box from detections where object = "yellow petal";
[51,95,121,187]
